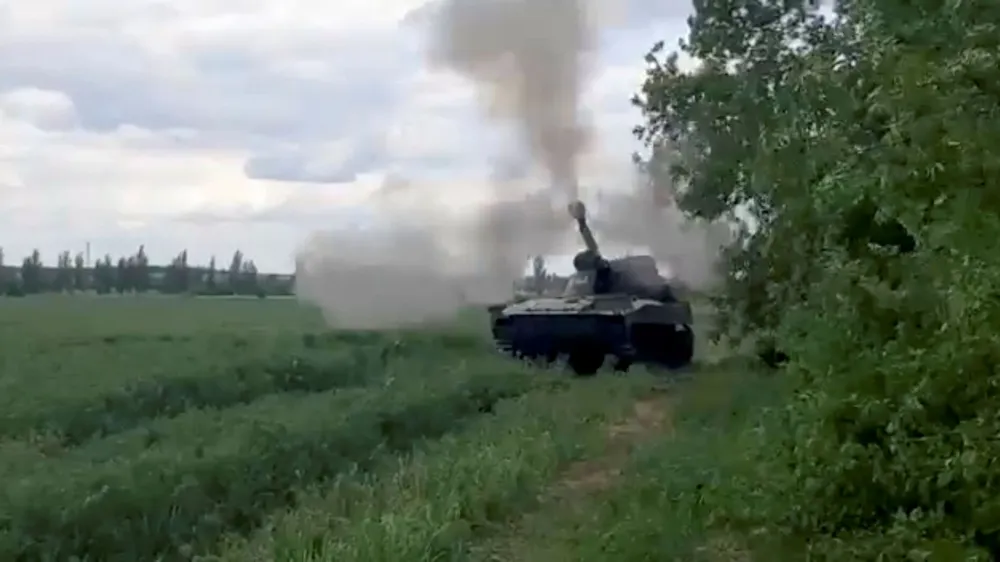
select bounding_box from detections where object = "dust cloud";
[293,182,575,329]
[594,166,731,290]
[294,0,726,329]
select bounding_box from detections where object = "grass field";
[0,294,768,561]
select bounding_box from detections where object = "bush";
[636,0,1000,557]
[5,282,25,297]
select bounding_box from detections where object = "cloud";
[0,87,78,130]
[243,139,385,183]
[0,0,693,273]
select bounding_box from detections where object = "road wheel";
[567,348,604,376]
[663,325,694,370]
[611,357,632,373]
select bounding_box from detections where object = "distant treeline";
[0,247,699,301]
[0,246,294,297]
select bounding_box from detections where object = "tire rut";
[468,388,674,561]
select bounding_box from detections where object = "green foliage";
[2,245,290,295]
[20,249,43,293]
[636,0,1000,557]
[4,281,24,297]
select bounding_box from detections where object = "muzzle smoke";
[294,0,725,328]
[294,0,600,328]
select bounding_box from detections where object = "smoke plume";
[294,0,600,328]
[427,0,597,201]
[593,174,731,290]
[293,0,726,329]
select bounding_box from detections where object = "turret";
[565,200,677,301]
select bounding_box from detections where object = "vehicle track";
[467,387,675,561]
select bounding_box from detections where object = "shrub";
[635,0,1000,556]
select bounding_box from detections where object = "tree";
[206,256,217,293]
[94,255,115,294]
[531,255,547,294]
[0,246,18,296]
[54,251,72,293]
[125,256,139,292]
[21,249,43,293]
[227,250,243,294]
[133,245,150,292]
[73,252,87,292]
[238,259,258,295]
[636,0,1000,557]
[115,257,127,294]
[163,250,190,293]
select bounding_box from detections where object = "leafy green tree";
[132,245,150,292]
[531,255,547,294]
[238,259,258,295]
[73,252,87,292]
[94,255,115,294]
[20,250,43,293]
[205,255,217,293]
[126,256,138,292]
[54,251,72,293]
[92,260,105,294]
[227,250,243,294]
[0,246,20,296]
[115,257,127,294]
[637,0,1000,557]
[163,250,190,293]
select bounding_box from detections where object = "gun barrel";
[568,200,600,255]
[577,217,599,255]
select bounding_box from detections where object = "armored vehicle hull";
[488,294,694,375]
[489,199,696,375]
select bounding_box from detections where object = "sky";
[0,0,694,274]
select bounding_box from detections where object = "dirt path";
[467,387,675,561]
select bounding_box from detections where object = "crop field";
[0,295,741,562]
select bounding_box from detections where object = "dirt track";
[468,388,675,561]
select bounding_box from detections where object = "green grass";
[0,294,322,336]
[208,377,650,562]
[0,297,325,443]
[0,360,548,560]
[1,337,366,444]
[0,294,759,561]
[0,297,489,445]
[571,365,778,559]
[484,359,788,562]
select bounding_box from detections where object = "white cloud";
[0,0,693,273]
[0,87,77,129]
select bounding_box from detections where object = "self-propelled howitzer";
[487,200,695,376]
